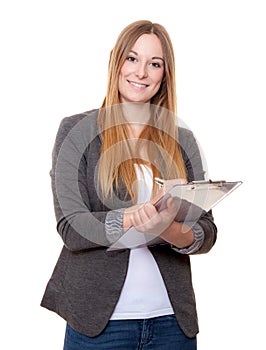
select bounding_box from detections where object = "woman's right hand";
[123,196,179,236]
[123,204,144,231]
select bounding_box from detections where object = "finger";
[132,203,157,227]
[178,178,188,185]
[165,196,177,210]
[131,208,143,227]
[138,203,157,222]
[159,197,178,217]
[131,203,151,226]
[142,202,158,217]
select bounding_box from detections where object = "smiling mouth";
[128,80,149,88]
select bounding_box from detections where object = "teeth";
[130,81,146,88]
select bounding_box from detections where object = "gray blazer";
[41,109,217,338]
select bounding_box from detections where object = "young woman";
[41,20,217,350]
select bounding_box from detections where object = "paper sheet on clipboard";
[107,180,242,251]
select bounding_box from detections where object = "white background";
[1,0,265,349]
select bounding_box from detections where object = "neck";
[122,102,151,138]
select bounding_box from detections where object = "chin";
[123,96,150,104]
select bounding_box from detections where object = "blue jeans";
[63,315,197,350]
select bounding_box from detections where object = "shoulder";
[178,126,202,163]
[178,126,205,180]
[52,109,100,157]
[178,126,198,150]
[57,109,99,137]
[178,126,194,138]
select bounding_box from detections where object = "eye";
[150,62,162,68]
[126,56,137,63]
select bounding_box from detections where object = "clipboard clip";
[155,178,227,188]
[189,179,226,189]
[190,179,226,185]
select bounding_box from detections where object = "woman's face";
[118,33,165,104]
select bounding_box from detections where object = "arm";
[124,197,195,248]
[51,112,126,252]
[177,127,217,254]
[122,128,217,254]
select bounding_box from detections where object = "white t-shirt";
[110,165,174,320]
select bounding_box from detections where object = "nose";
[135,62,148,79]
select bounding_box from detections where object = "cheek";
[118,75,123,94]
[120,62,131,77]
[150,69,164,85]
[156,71,164,84]
[152,75,164,90]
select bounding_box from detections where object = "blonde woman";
[41,20,217,350]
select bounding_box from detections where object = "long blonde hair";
[98,20,187,203]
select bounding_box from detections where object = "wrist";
[123,209,132,231]
[161,221,194,248]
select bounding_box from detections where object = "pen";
[154,177,165,186]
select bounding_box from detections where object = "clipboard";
[107,180,242,251]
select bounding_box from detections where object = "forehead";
[130,33,163,57]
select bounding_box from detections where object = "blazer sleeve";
[179,127,217,254]
[50,113,123,252]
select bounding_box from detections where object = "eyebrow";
[129,50,165,62]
